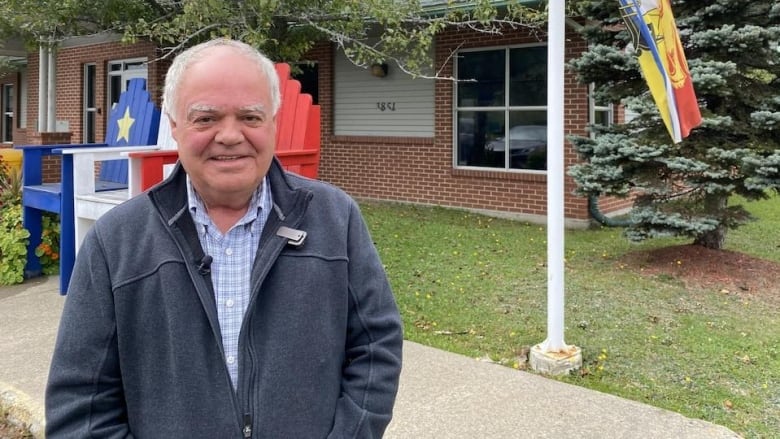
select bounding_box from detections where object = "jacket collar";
[148,157,312,229]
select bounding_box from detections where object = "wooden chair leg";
[22,205,43,278]
[59,154,76,295]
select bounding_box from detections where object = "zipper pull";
[243,414,252,438]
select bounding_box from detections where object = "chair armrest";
[15,143,109,153]
[276,148,320,165]
[124,150,180,197]
[64,146,161,197]
[58,145,160,160]
[16,143,110,186]
[125,150,180,159]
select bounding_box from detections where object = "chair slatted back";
[100,79,161,183]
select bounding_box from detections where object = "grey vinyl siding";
[334,51,435,137]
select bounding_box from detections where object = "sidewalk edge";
[0,381,45,439]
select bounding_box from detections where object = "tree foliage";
[0,0,151,43]
[568,1,780,249]
[125,0,549,78]
[1,0,548,78]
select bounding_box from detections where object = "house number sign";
[376,102,396,111]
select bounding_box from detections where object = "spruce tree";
[568,1,780,249]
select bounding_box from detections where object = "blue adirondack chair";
[16,78,160,293]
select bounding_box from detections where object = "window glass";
[506,111,547,170]
[109,75,122,110]
[594,109,611,127]
[457,50,506,107]
[293,63,319,105]
[2,84,12,142]
[457,110,506,168]
[107,59,147,110]
[509,46,547,106]
[3,85,11,112]
[84,64,97,143]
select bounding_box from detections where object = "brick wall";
[24,39,169,181]
[313,26,601,223]
[15,32,633,221]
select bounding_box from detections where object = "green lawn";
[361,194,779,439]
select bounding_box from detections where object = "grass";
[360,194,780,439]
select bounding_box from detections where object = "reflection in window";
[510,46,547,106]
[456,46,547,171]
[457,51,506,108]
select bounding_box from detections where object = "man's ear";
[167,113,178,131]
[167,112,180,141]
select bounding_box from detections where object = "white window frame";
[107,58,148,111]
[83,63,98,143]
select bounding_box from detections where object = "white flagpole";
[545,0,566,353]
[530,0,582,374]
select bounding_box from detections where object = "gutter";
[421,0,543,15]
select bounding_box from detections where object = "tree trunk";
[693,194,728,249]
[694,226,725,249]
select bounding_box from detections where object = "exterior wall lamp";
[370,62,389,78]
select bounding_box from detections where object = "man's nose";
[214,118,245,145]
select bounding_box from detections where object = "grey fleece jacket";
[45,159,403,438]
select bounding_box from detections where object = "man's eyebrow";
[238,104,267,113]
[186,103,267,119]
[186,104,218,120]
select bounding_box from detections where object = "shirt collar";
[187,175,270,231]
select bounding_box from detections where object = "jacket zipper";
[243,414,252,438]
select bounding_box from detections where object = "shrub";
[0,156,22,208]
[35,213,60,275]
[0,154,61,280]
[0,203,30,285]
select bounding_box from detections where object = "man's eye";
[243,114,264,123]
[194,116,215,124]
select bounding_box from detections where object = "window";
[292,62,319,105]
[455,45,547,171]
[2,84,12,143]
[589,83,613,137]
[107,58,147,111]
[84,64,97,143]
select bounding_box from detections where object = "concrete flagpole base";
[529,344,583,376]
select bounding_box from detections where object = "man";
[46,38,403,438]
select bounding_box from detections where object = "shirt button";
[227,355,236,364]
[225,248,233,256]
[226,299,235,308]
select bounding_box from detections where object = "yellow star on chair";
[116,107,136,143]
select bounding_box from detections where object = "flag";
[618,0,702,143]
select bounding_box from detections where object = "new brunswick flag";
[618,0,702,143]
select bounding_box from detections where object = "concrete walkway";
[1,276,741,438]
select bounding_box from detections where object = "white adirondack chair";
[64,112,176,254]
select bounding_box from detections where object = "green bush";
[0,156,22,208]
[35,213,60,275]
[0,203,30,285]
[0,155,60,282]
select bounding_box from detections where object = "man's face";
[170,46,276,205]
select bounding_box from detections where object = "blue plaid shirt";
[187,177,272,389]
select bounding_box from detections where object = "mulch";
[620,244,780,306]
